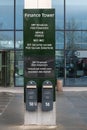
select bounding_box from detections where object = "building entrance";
[0,51,14,87]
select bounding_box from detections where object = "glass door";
[0,51,10,86]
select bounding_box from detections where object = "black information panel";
[24,9,55,103]
[25,56,54,78]
[26,81,37,111]
[42,80,53,111]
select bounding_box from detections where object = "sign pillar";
[24,0,56,127]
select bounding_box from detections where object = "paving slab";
[0,91,87,129]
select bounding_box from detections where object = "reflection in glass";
[0,31,14,50]
[16,31,23,49]
[15,51,24,86]
[52,0,64,29]
[66,0,87,30]
[66,31,87,49]
[65,50,87,86]
[16,0,24,29]
[0,0,14,29]
[56,31,64,49]
[55,51,64,78]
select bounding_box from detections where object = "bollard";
[57,79,63,92]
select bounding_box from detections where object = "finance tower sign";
[24,9,55,103]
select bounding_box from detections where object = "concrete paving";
[56,91,87,130]
[0,87,87,129]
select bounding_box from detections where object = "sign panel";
[24,9,55,103]
[26,81,37,111]
[25,56,54,78]
[42,80,53,111]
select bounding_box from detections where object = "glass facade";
[0,0,87,87]
[53,0,87,86]
[66,0,87,30]
[0,0,14,29]
[0,0,24,87]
